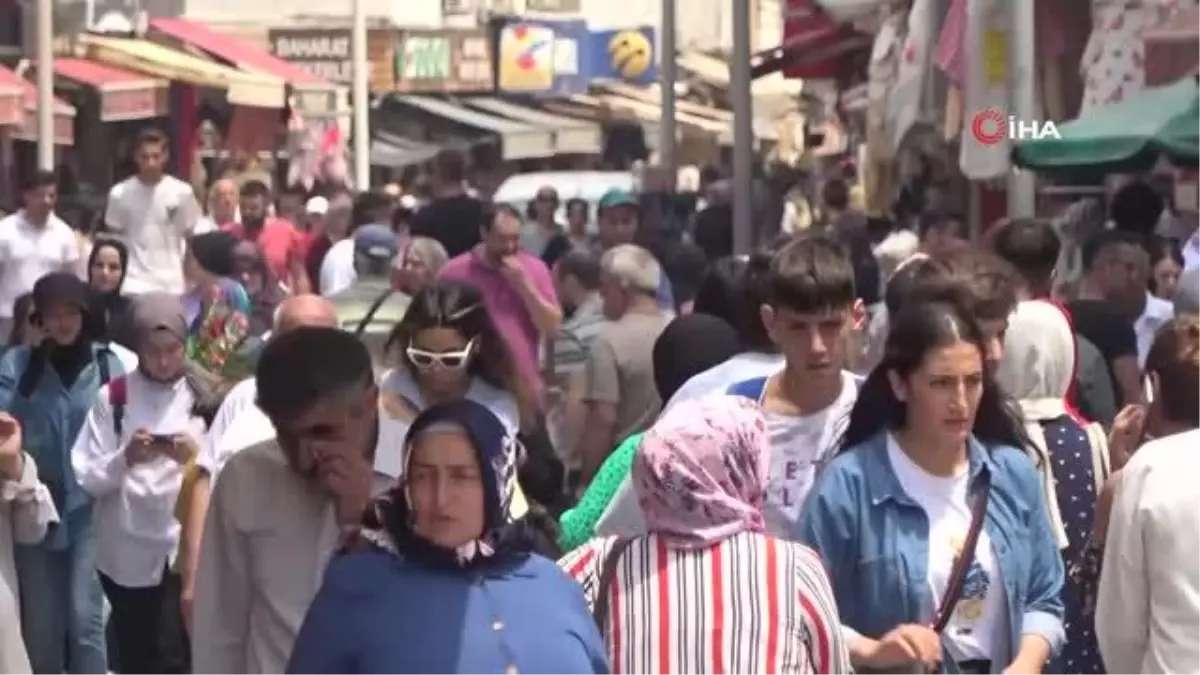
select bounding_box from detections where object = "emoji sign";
[498,24,556,92]
[608,30,652,80]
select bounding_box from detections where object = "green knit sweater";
[557,432,643,552]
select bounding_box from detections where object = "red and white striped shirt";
[559,531,851,674]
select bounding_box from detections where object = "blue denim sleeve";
[0,347,26,412]
[286,560,359,673]
[998,448,1067,655]
[794,464,857,618]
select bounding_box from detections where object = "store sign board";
[393,29,493,92]
[495,19,587,96]
[270,28,354,84]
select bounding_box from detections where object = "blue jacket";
[287,549,609,674]
[795,431,1065,671]
[0,344,126,550]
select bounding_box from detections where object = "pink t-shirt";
[439,248,558,397]
[223,218,303,284]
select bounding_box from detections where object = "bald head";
[273,295,339,334]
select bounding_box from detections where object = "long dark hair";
[840,299,1027,452]
[9,293,33,346]
[386,280,532,415]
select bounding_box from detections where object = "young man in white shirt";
[191,328,405,674]
[104,128,201,296]
[1096,317,1200,674]
[0,170,79,339]
[72,293,203,673]
[177,294,339,629]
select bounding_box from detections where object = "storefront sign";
[393,29,493,93]
[270,28,354,84]
[526,0,582,12]
[496,20,587,96]
[99,84,169,122]
[585,26,657,84]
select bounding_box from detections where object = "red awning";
[751,0,872,80]
[7,74,76,146]
[0,66,26,127]
[149,18,330,86]
[53,58,168,121]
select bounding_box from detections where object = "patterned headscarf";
[633,395,771,549]
[358,400,532,569]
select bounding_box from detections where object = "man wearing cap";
[0,272,128,675]
[222,180,311,294]
[73,292,204,674]
[596,188,675,310]
[301,196,329,238]
[328,224,411,369]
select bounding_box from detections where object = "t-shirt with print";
[0,211,79,318]
[583,310,673,441]
[105,175,201,295]
[887,435,1009,666]
[731,370,860,535]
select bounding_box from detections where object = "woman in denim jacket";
[797,300,1065,674]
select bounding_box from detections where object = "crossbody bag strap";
[592,537,633,634]
[930,468,992,634]
[354,289,395,338]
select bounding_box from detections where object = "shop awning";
[393,95,554,160]
[751,0,871,80]
[79,34,285,108]
[590,87,734,140]
[465,97,601,155]
[370,131,441,169]
[677,50,805,97]
[51,58,167,121]
[0,66,26,127]
[10,77,76,146]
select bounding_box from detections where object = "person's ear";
[851,298,867,330]
[759,303,777,341]
[887,369,908,403]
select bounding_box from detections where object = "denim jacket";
[795,431,1065,671]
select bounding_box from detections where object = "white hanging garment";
[888,0,935,152]
[958,0,1012,180]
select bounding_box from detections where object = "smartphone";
[148,434,175,445]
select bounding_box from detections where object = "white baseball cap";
[305,196,330,215]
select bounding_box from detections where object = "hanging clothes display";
[888,0,935,152]
[862,6,907,215]
[1081,0,1197,113]
[958,0,1013,180]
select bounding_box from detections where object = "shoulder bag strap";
[592,537,633,634]
[930,468,992,634]
[355,289,396,338]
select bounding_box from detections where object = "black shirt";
[409,195,487,259]
[1066,300,1138,364]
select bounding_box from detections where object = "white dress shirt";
[1135,292,1175,367]
[72,371,205,588]
[1096,428,1200,674]
[1,453,58,673]
[191,409,404,674]
[198,378,259,479]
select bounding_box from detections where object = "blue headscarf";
[358,400,533,570]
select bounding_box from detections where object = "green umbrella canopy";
[1013,76,1200,173]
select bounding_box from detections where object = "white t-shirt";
[1135,292,1175,367]
[887,434,1009,666]
[379,368,520,435]
[319,238,357,297]
[105,175,201,296]
[0,211,79,318]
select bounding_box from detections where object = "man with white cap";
[301,196,328,237]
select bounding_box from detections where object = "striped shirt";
[559,531,851,674]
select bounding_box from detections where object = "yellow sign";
[983,30,1007,85]
[498,24,555,92]
[608,30,652,80]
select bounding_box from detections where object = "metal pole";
[659,0,677,188]
[731,0,754,255]
[35,0,54,171]
[1007,0,1036,218]
[351,0,370,190]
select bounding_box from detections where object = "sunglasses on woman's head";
[406,339,475,370]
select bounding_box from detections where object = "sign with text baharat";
[393,29,494,93]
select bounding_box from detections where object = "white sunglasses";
[406,338,476,370]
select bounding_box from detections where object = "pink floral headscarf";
[633,396,771,549]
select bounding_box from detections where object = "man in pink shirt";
[223,180,311,293]
[439,204,562,403]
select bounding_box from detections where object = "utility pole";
[659,0,677,189]
[731,0,754,254]
[36,0,54,171]
[1007,0,1036,218]
[351,0,370,189]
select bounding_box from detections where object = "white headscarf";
[998,300,1109,549]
